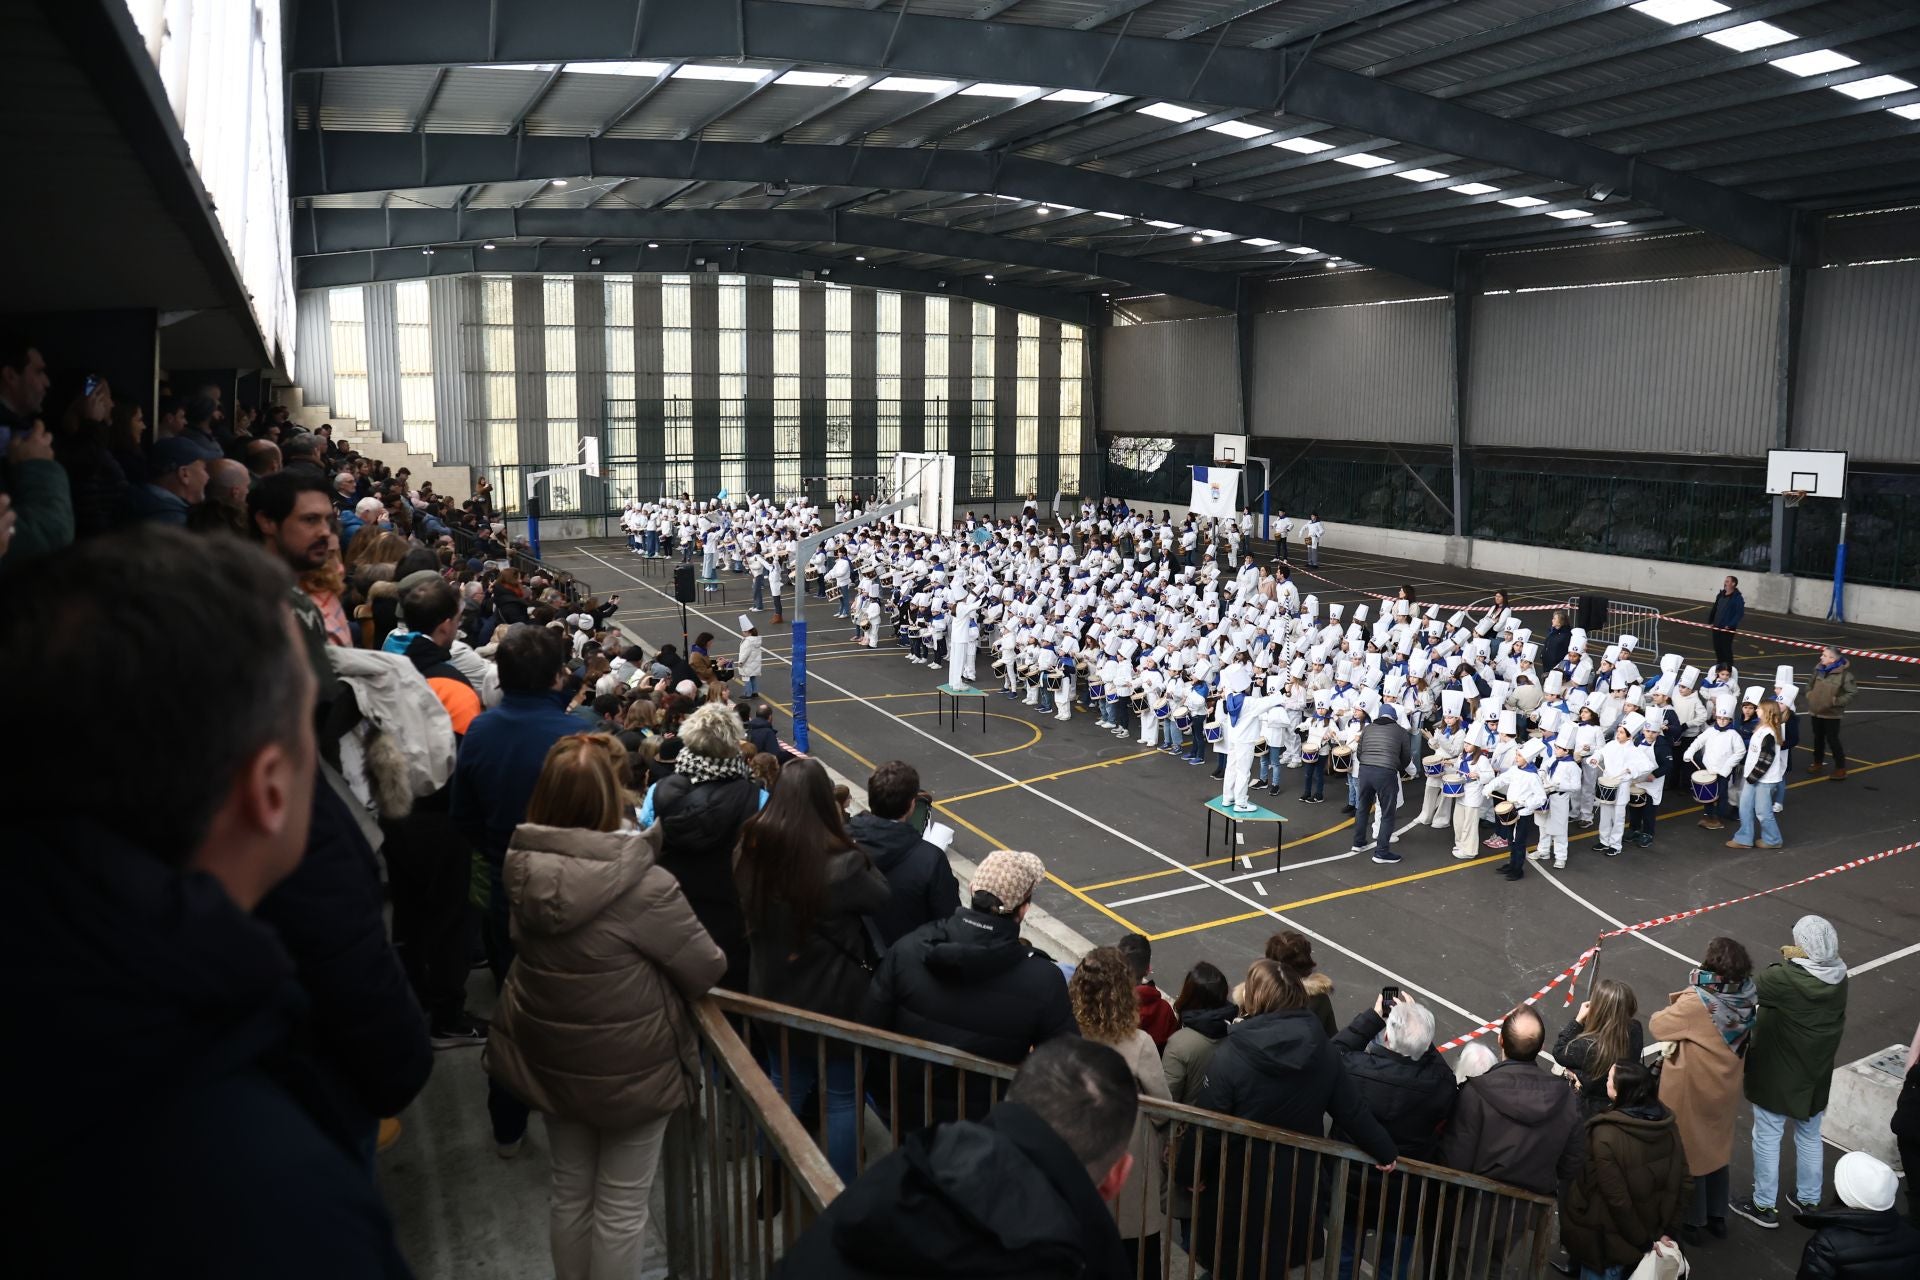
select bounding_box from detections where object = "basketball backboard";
[1766,448,1846,499]
[1212,432,1248,466]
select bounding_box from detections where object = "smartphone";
[1381,985,1401,1010]
[82,374,102,397]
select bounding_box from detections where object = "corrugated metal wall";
[1100,316,1240,436]
[1470,272,1779,455]
[1796,259,1920,465]
[362,282,403,440]
[295,288,332,402]
[428,275,482,465]
[1250,299,1450,444]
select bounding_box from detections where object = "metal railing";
[688,990,1556,1279]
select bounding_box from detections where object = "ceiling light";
[1243,237,1280,247]
[1192,234,1205,242]
[1043,88,1106,103]
[1101,292,1110,297]
[1499,195,1548,208]
[960,83,1041,97]
[1322,259,1337,268]
[482,242,496,250]
[1206,120,1274,140]
[1834,74,1917,99]
[1273,136,1334,154]
[1592,221,1629,228]
[421,247,435,255]
[551,178,569,187]
[1450,182,1500,195]
[1093,211,1127,219]
[1286,246,1317,255]
[1892,103,1920,119]
[1544,209,1588,219]
[1770,49,1858,77]
[1198,229,1229,237]
[872,76,957,93]
[1397,168,1451,182]
[1628,0,1728,24]
[647,241,659,248]
[820,269,830,276]
[485,63,561,72]
[1703,21,1794,52]
[1138,102,1206,123]
[991,194,1022,202]
[1334,152,1393,168]
[672,64,768,83]
[984,273,995,279]
[1036,206,1049,214]
[562,62,668,78]
[1145,219,1181,229]
[775,70,865,88]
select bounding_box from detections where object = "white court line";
[1852,940,1920,976]
[1533,865,1697,965]
[1108,851,1360,908]
[569,544,1490,1026]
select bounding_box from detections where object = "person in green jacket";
[1806,649,1859,780]
[1732,915,1849,1231]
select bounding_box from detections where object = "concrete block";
[1823,1044,1906,1167]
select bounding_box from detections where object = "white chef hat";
[1569,627,1587,649]
[1660,652,1683,676]
[1353,604,1369,624]
[1619,634,1638,651]
[1652,673,1677,698]
[1743,685,1764,705]
[1775,665,1795,690]
[1543,670,1564,696]
[1602,644,1621,664]
[1519,738,1546,762]
[1775,686,1799,712]
[1497,710,1517,736]
[1289,657,1306,680]
[1520,642,1538,663]
[1679,665,1700,689]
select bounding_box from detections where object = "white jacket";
[1684,724,1744,777]
[737,635,764,678]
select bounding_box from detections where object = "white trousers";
[1139,711,1159,745]
[1598,798,1628,847]
[1415,779,1453,826]
[546,1112,672,1280]
[1451,801,1481,857]
[1224,744,1256,808]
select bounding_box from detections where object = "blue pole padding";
[791,619,810,754]
[1262,488,1271,541]
[527,511,541,562]
[1828,542,1847,623]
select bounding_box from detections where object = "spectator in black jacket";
[1537,611,1573,676]
[745,702,783,758]
[1352,711,1415,865]
[775,1037,1136,1280]
[863,849,1076,1127]
[848,760,961,948]
[1797,1151,1920,1279]
[1181,960,1397,1279]
[653,701,763,991]
[1,529,410,1277]
[1329,996,1457,1280]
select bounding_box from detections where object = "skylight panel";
[1138,103,1206,123]
[1544,209,1589,219]
[1769,50,1858,77]
[1499,196,1548,208]
[1285,246,1317,255]
[1044,89,1107,103]
[1207,120,1274,139]
[1450,182,1500,195]
[1334,152,1393,169]
[1592,221,1629,228]
[561,62,667,77]
[1703,21,1794,52]
[673,64,771,83]
[1093,211,1128,219]
[871,76,958,92]
[1397,168,1451,182]
[1833,74,1916,100]
[1144,220,1182,229]
[1891,104,1920,120]
[960,83,1042,97]
[775,71,865,88]
[1273,137,1334,154]
[1243,238,1281,247]
[1629,0,1728,24]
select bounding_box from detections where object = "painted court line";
[1108,850,1361,908]
[1853,941,1920,976]
[573,545,1490,1027]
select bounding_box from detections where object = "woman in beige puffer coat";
[485,735,726,1280]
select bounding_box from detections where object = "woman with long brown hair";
[733,755,887,1182]
[1265,929,1337,1036]
[1729,695,1789,849]
[1070,946,1172,1272]
[1556,978,1646,1116]
[299,527,352,648]
[484,735,725,1280]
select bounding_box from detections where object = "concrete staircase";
[276,385,474,500]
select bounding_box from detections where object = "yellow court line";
[897,710,1044,760]
[933,801,1149,939]
[1077,816,1357,892]
[1141,750,1920,942]
[941,750,1162,805]
[758,694,879,773]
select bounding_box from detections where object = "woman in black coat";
[1180,960,1397,1279]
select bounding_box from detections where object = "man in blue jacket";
[1708,574,1745,668]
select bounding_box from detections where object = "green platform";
[1204,795,1287,864]
[937,683,987,733]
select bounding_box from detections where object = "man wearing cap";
[863,849,1077,1125]
[120,433,216,526]
[1792,1151,1920,1275]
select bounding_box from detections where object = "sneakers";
[1342,804,1358,815]
[1484,836,1509,850]
[430,1016,489,1050]
[1725,839,1754,849]
[1528,847,1550,861]
[1452,848,1477,860]
[497,1135,526,1160]
[1784,1192,1819,1215]
[1806,762,1825,775]
[1371,852,1403,865]
[1730,1197,1779,1230]
[1350,845,1369,856]
[1602,844,1621,858]
[1553,857,1567,869]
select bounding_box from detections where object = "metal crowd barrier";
[681,990,1555,1279]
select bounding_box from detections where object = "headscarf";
[1692,971,1758,1055]
[1790,915,1848,985]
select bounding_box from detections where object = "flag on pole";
[1190,465,1240,519]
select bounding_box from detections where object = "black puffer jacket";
[862,907,1077,1127]
[848,810,961,948]
[774,1101,1130,1280]
[1328,1006,1458,1231]
[746,848,890,1023]
[1438,1058,1586,1196]
[1794,1207,1920,1279]
[653,772,761,991]
[1182,1008,1397,1278]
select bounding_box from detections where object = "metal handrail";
[689,997,843,1215]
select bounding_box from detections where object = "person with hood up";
[847,760,961,950]
[1795,1151,1920,1278]
[1179,960,1397,1279]
[1559,1061,1692,1280]
[1735,915,1850,1230]
[773,1036,1138,1280]
[1649,937,1758,1243]
[484,736,725,1280]
[863,849,1078,1127]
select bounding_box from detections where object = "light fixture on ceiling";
[421,247,435,255]
[589,256,602,266]
[820,268,831,276]
[855,255,866,261]
[551,178,569,187]
[1192,234,1204,242]
[984,273,995,280]
[482,242,496,250]
[647,241,659,249]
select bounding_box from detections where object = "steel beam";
[297,205,1242,306]
[294,242,1094,325]
[289,0,1797,260]
[294,132,1460,286]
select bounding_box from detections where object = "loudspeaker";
[1576,593,1608,632]
[673,565,696,604]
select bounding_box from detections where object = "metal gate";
[1567,595,1662,656]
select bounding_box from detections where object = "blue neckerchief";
[1225,692,1247,726]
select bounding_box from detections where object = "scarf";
[676,751,752,787]
[1817,658,1847,676]
[1693,975,1758,1054]
[1225,691,1247,726]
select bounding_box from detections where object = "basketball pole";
[1827,503,1848,623]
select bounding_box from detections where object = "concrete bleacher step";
[279,397,473,500]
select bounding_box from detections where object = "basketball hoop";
[1783,489,1808,508]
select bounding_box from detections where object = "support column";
[1447,258,1480,547]
[1769,260,1807,576]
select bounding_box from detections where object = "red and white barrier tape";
[1437,838,1920,1054]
